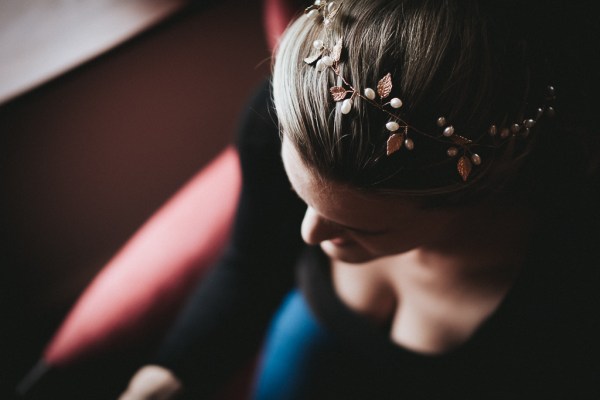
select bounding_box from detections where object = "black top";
[156,81,599,398]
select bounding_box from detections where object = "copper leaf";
[304,5,319,13]
[331,38,343,62]
[330,86,347,101]
[304,49,323,65]
[327,3,340,19]
[386,133,404,155]
[451,134,473,145]
[457,155,472,182]
[377,73,393,99]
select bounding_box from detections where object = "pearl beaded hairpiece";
[303,0,556,181]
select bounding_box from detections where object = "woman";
[121,0,599,398]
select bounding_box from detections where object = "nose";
[301,207,343,245]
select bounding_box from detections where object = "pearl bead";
[500,128,510,138]
[316,59,326,72]
[341,99,352,114]
[327,1,336,13]
[536,107,544,120]
[313,39,323,49]
[510,123,520,134]
[364,88,376,100]
[386,121,400,132]
[404,138,414,150]
[443,125,454,137]
[522,127,530,137]
[307,9,318,18]
[546,106,555,118]
[524,119,536,129]
[547,85,555,96]
[436,117,447,127]
[489,124,497,136]
[447,147,458,157]
[321,56,334,66]
[471,154,482,165]
[314,0,322,5]
[390,98,403,108]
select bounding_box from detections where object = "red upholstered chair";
[18,149,243,398]
[45,146,241,367]
[18,0,305,398]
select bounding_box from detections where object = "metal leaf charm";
[327,3,340,19]
[304,4,320,13]
[457,155,472,181]
[330,86,347,101]
[304,49,324,65]
[386,133,404,155]
[331,38,343,62]
[377,73,393,99]
[451,134,473,145]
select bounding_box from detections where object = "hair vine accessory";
[303,0,556,182]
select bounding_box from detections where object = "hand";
[118,365,183,400]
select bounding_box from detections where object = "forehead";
[281,137,403,227]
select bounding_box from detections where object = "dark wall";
[0,0,271,397]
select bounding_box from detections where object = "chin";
[320,241,377,264]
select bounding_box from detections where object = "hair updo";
[272,0,598,206]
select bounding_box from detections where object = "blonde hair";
[273,0,597,204]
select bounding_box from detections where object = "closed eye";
[343,226,388,236]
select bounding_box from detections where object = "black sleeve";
[153,81,306,398]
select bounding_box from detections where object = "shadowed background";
[0,0,279,397]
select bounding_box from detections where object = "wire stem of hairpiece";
[303,0,554,182]
[333,67,439,140]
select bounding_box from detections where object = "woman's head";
[273,0,598,205]
[281,135,458,262]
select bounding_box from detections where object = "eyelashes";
[345,226,388,236]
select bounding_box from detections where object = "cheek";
[352,230,420,256]
[346,235,395,255]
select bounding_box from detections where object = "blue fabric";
[251,290,359,400]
